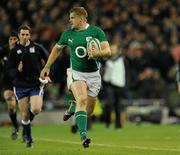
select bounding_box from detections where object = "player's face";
[19,29,31,45]
[8,36,18,49]
[69,13,82,29]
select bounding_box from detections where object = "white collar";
[20,40,30,47]
[25,40,30,46]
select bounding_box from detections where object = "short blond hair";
[70,7,88,18]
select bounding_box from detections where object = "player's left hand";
[40,67,50,80]
[39,76,51,84]
[87,47,99,59]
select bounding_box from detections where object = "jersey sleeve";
[96,27,107,42]
[0,44,8,59]
[7,48,20,78]
[38,44,49,61]
[57,31,68,46]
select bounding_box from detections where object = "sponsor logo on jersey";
[3,56,7,61]
[68,38,73,43]
[30,47,35,53]
[75,46,87,58]
[17,50,22,54]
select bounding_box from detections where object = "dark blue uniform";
[0,44,13,90]
[7,41,48,100]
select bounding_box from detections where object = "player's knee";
[4,96,15,102]
[31,108,41,115]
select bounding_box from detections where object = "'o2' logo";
[75,46,87,58]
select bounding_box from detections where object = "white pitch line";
[122,146,180,152]
[38,138,180,152]
[1,136,180,152]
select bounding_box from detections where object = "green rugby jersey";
[57,25,107,72]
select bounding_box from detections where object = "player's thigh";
[30,96,43,113]
[86,95,96,115]
[3,89,14,97]
[70,80,88,103]
[18,97,29,113]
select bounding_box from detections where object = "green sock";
[68,101,76,114]
[75,111,87,140]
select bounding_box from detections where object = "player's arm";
[88,27,111,59]
[40,44,65,79]
[88,41,111,59]
[0,46,4,58]
[99,41,111,57]
[7,49,21,78]
[45,44,65,68]
[0,45,8,59]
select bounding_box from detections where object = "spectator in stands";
[103,44,127,129]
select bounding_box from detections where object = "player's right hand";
[39,76,51,84]
[40,67,50,80]
[87,47,99,60]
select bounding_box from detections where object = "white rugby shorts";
[66,68,101,97]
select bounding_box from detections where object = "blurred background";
[1,0,180,127]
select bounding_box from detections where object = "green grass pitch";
[0,123,180,155]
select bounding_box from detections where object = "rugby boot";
[82,137,91,148]
[11,127,18,140]
[63,111,74,121]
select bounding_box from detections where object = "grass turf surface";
[0,123,180,155]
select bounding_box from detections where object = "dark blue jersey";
[0,44,10,73]
[7,41,48,88]
[0,44,14,89]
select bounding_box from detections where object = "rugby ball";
[87,38,102,51]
